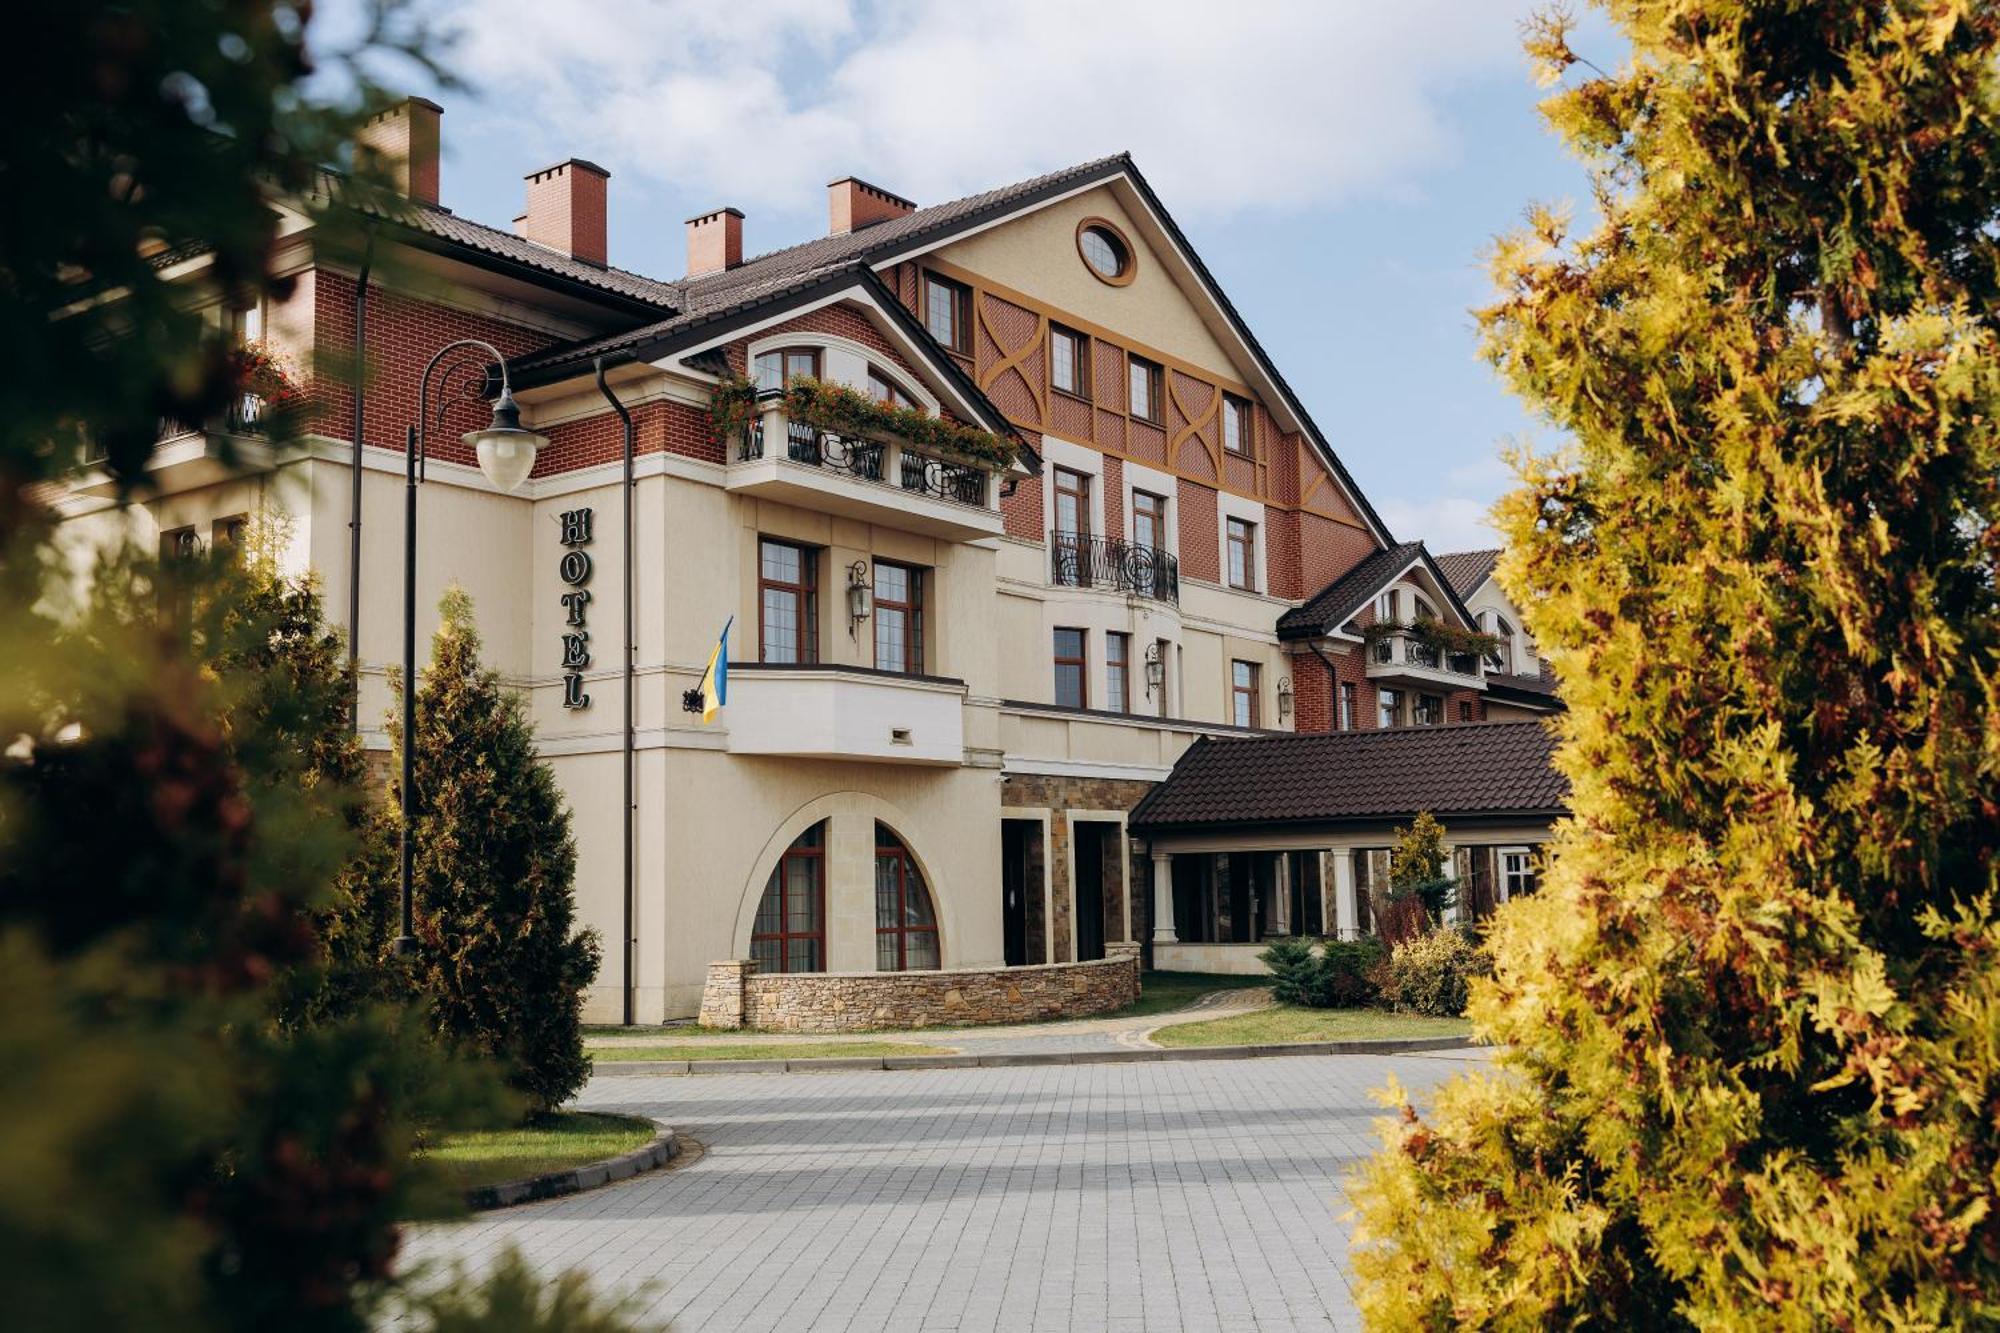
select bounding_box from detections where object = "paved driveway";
[403,1050,1484,1332]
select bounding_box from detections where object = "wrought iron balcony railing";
[1048,530,1180,605]
[740,413,989,509]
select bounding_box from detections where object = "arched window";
[1411,594,1439,623]
[753,346,820,392]
[874,824,940,971]
[868,366,920,410]
[751,822,825,973]
[1482,612,1515,675]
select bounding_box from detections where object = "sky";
[318,0,1615,554]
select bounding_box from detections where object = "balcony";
[1365,630,1485,691]
[1048,531,1180,606]
[73,394,273,498]
[723,664,966,765]
[728,400,1005,542]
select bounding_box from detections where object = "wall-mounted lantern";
[1276,675,1294,724]
[1144,642,1165,697]
[846,560,872,636]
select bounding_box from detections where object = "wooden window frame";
[1127,354,1163,423]
[1413,692,1444,727]
[758,538,819,665]
[924,272,971,354]
[873,560,925,675]
[1050,323,1090,401]
[1053,466,1091,537]
[1075,217,1136,286]
[1053,627,1089,709]
[874,827,941,971]
[1226,517,1256,591]
[1132,489,1166,552]
[867,366,920,410]
[1339,682,1356,731]
[1231,659,1260,728]
[750,825,827,974]
[1377,687,1403,729]
[1223,394,1254,456]
[1106,631,1131,715]
[753,346,822,392]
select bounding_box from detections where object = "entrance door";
[1073,821,1106,961]
[1001,820,1032,966]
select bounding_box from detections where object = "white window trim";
[1040,436,1107,542]
[1122,458,1179,555]
[1216,491,1266,594]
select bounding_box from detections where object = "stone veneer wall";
[698,944,1141,1032]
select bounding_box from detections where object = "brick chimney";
[355,97,443,205]
[520,159,609,266]
[685,207,744,277]
[828,177,915,235]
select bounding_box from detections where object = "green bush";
[1257,936,1320,1005]
[1258,936,1386,1008]
[400,589,600,1115]
[1320,937,1386,1008]
[1381,928,1482,1018]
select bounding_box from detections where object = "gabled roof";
[503,152,1393,544]
[1275,541,1480,641]
[1434,548,1500,599]
[1128,722,1568,831]
[511,155,1134,383]
[313,174,683,311]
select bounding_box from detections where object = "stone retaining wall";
[698,943,1142,1032]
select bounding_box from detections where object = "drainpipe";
[347,222,376,729]
[594,355,637,1026]
[1306,638,1342,731]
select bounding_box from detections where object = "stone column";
[697,959,751,1029]
[1441,843,1460,927]
[1150,850,1178,943]
[1332,850,1359,940]
[1268,852,1292,936]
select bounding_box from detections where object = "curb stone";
[464,1122,678,1211]
[592,1034,1480,1078]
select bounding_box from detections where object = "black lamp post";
[393,339,547,956]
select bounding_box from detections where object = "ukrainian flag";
[697,616,732,723]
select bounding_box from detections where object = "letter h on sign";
[557,507,594,710]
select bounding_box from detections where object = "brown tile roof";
[1434,548,1500,598]
[311,173,683,310]
[1128,722,1568,831]
[510,154,1134,380]
[1275,542,1481,640]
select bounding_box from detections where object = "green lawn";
[1109,970,1270,1019]
[1152,1004,1472,1048]
[592,1040,953,1062]
[424,1111,659,1192]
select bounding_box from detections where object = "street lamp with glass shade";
[465,387,544,493]
[394,341,547,957]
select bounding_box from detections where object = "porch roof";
[1128,722,1568,831]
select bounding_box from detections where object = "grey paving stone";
[403,1053,1480,1331]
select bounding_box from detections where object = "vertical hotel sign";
[558,507,593,709]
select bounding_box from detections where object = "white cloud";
[1376,493,1502,555]
[412,0,1531,219]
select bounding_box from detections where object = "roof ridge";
[709,152,1132,278]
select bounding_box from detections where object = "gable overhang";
[513,265,1035,471]
[859,156,1394,547]
[1291,547,1484,645]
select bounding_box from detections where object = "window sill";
[1051,386,1093,406]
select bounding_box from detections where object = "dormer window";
[754,347,820,392]
[868,367,919,410]
[1483,611,1516,674]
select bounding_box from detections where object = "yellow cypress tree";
[1351,3,2000,1327]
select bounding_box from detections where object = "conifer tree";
[1354,4,2000,1326]
[398,588,599,1114]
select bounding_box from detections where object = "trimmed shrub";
[398,589,600,1115]
[1381,928,1481,1018]
[1320,937,1386,1008]
[1258,936,1320,1006]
